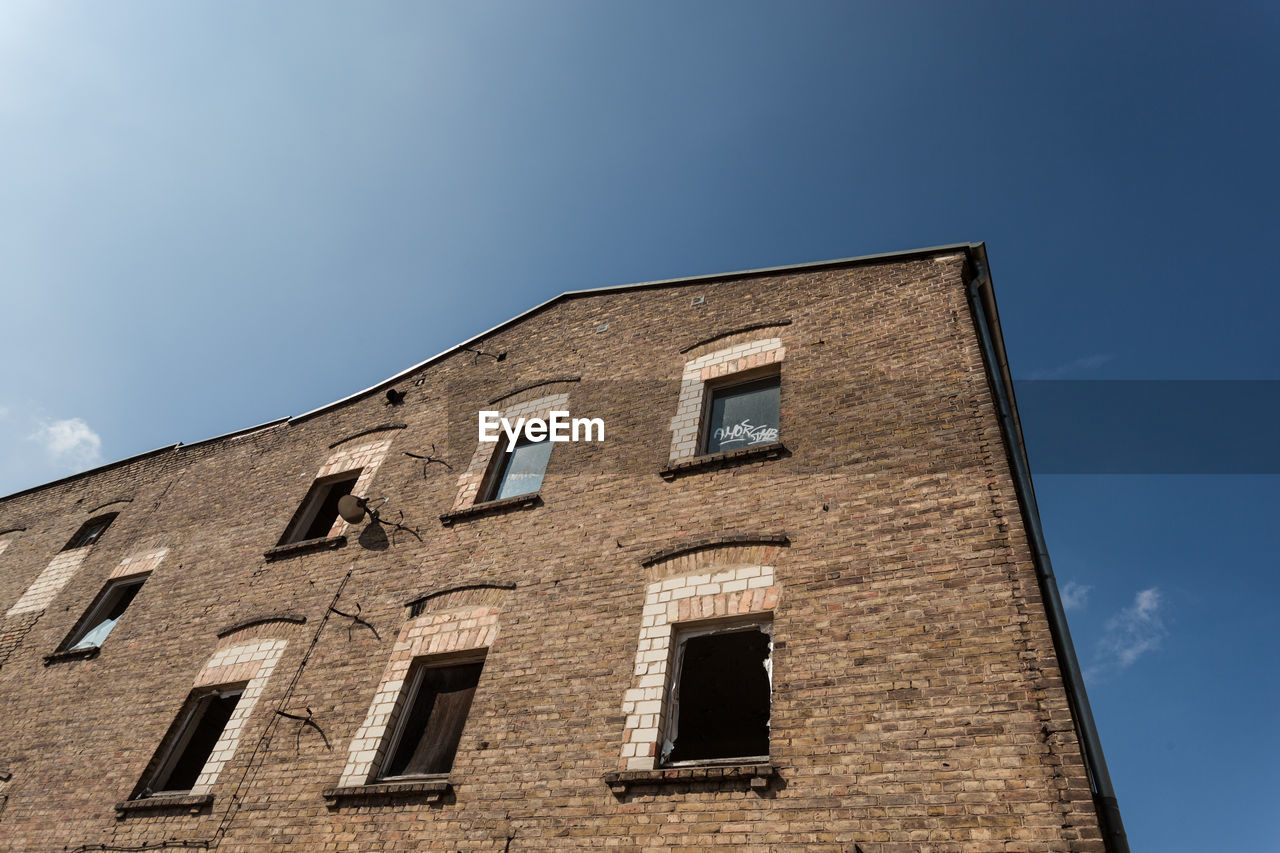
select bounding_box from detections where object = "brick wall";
[0,250,1105,851]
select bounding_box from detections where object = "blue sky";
[1,2,1276,847]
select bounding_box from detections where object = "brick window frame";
[619,564,779,771]
[130,637,287,800]
[4,518,148,621]
[278,438,394,544]
[5,550,90,618]
[668,338,786,464]
[40,549,170,664]
[450,392,568,511]
[337,604,499,788]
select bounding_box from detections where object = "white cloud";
[1026,353,1114,380]
[28,417,103,473]
[1060,580,1091,611]
[1088,587,1167,681]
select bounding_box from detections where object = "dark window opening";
[484,438,552,502]
[380,659,484,779]
[62,575,147,651]
[140,687,242,797]
[702,374,781,455]
[663,626,771,765]
[62,513,118,551]
[278,471,360,545]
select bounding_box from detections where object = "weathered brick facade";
[0,245,1112,851]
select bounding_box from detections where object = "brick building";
[0,244,1126,851]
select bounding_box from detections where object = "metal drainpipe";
[966,260,1129,853]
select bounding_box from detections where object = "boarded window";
[702,375,780,454]
[141,687,242,796]
[485,438,552,501]
[278,471,360,545]
[663,625,771,764]
[62,575,147,651]
[62,513,118,551]
[380,660,484,778]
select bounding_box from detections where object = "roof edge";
[291,242,978,422]
[0,243,980,504]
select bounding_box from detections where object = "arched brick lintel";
[86,498,132,514]
[640,534,789,568]
[328,423,407,450]
[678,319,792,355]
[216,612,308,639]
[406,582,516,618]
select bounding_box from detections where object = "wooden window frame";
[277,470,361,545]
[376,651,486,782]
[698,369,782,457]
[56,573,149,653]
[138,685,245,799]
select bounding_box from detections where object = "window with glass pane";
[64,576,146,651]
[486,438,552,501]
[703,375,781,454]
[62,513,118,551]
[379,660,484,779]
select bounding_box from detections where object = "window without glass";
[139,686,242,797]
[484,438,552,502]
[379,659,484,779]
[60,575,147,652]
[662,623,772,765]
[62,513,118,551]
[277,470,361,545]
[702,374,781,455]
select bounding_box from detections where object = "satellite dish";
[337,494,367,524]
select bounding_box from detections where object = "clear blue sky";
[1,2,1276,848]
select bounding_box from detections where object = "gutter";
[964,244,1129,852]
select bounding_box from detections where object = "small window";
[139,686,243,797]
[662,624,772,765]
[62,513,118,551]
[484,438,552,502]
[277,471,361,545]
[379,658,484,779]
[702,374,780,455]
[61,575,147,651]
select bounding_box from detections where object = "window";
[379,658,484,779]
[277,470,360,545]
[139,686,243,797]
[62,513,118,551]
[702,374,780,455]
[662,623,771,765]
[60,575,147,651]
[484,438,552,501]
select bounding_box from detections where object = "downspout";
[965,250,1129,853]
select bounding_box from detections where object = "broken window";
[139,686,243,797]
[62,513,118,551]
[662,623,772,765]
[379,658,484,779]
[61,575,147,651]
[277,470,361,545]
[702,374,781,455]
[484,438,552,501]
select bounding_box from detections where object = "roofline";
[0,242,981,504]
[291,242,980,420]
